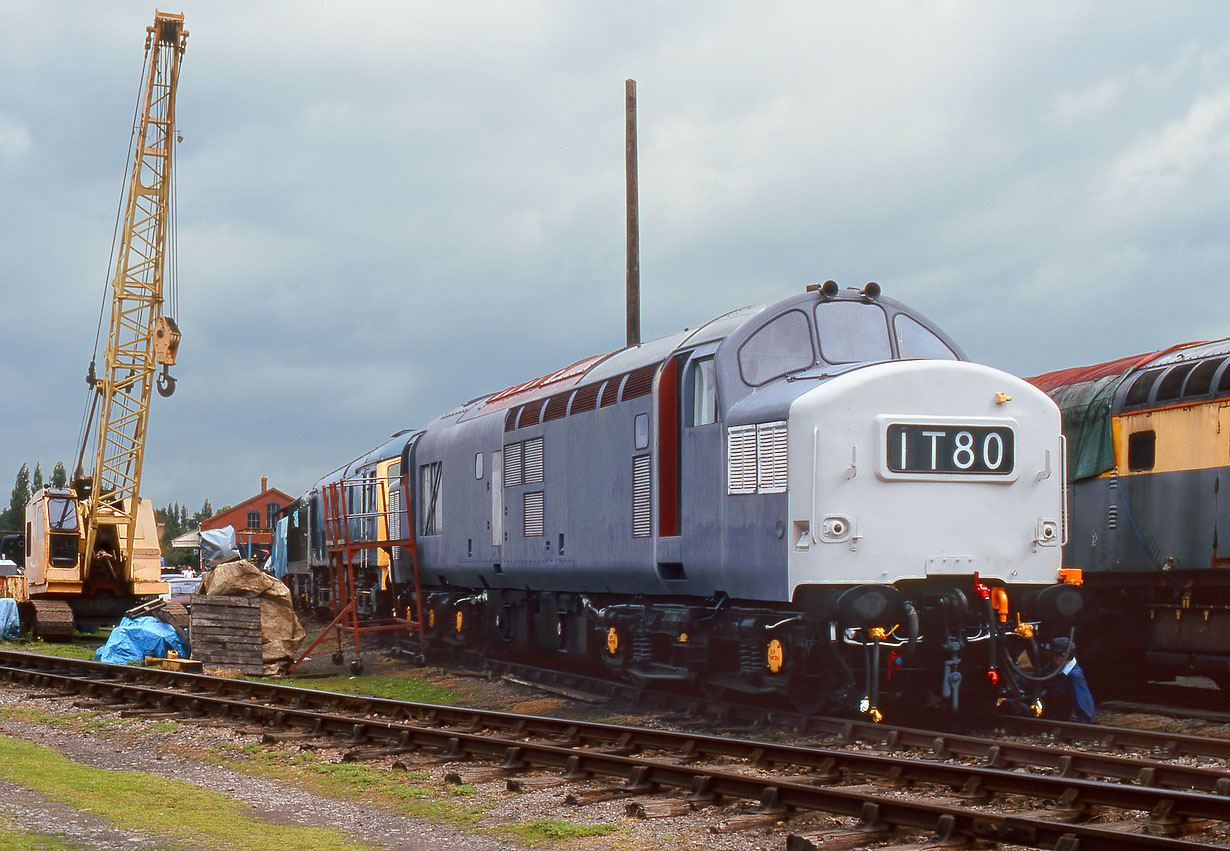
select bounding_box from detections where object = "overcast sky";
[2,1,1229,513]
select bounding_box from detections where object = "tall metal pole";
[625,79,640,348]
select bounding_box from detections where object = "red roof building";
[199,476,294,557]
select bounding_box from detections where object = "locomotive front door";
[676,348,723,584]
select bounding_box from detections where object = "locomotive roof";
[461,286,959,424]
[459,302,771,422]
[1027,337,1230,482]
[1027,341,1216,393]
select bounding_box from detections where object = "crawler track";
[0,650,1227,850]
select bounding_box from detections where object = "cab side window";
[688,357,718,426]
[1127,431,1156,472]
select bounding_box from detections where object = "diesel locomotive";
[1030,339,1230,695]
[283,282,1084,718]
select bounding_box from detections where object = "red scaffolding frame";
[289,469,423,672]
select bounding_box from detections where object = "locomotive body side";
[299,286,1081,717]
[1031,340,1230,691]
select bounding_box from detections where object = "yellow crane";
[22,12,188,638]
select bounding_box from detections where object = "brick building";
[199,476,294,559]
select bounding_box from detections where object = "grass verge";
[277,673,459,705]
[499,818,620,845]
[0,734,375,851]
[0,640,99,661]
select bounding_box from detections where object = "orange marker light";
[1058,568,1083,586]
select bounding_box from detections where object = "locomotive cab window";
[1155,363,1195,402]
[1127,430,1156,472]
[815,301,892,363]
[687,356,718,426]
[737,310,815,386]
[894,314,959,360]
[1183,357,1225,397]
[1124,369,1163,406]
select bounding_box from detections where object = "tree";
[31,463,43,493]
[2,465,30,532]
[192,500,213,528]
[51,462,67,488]
[158,501,196,567]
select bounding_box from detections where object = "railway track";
[1099,681,1229,725]
[426,648,1230,758]
[0,649,1227,849]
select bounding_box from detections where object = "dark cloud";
[2,1,1229,510]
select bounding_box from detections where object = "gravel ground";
[0,707,522,850]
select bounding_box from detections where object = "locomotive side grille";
[632,454,651,537]
[570,383,600,414]
[389,489,401,567]
[503,442,523,487]
[600,376,623,407]
[504,409,518,432]
[524,437,545,484]
[728,421,788,494]
[727,424,758,494]
[543,392,570,422]
[518,398,546,428]
[523,491,545,536]
[756,421,789,493]
[621,362,659,401]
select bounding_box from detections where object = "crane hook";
[156,365,177,397]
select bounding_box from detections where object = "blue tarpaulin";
[93,616,188,665]
[0,599,18,639]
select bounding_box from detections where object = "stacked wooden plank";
[189,595,263,674]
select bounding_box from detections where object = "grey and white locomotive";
[286,282,1082,718]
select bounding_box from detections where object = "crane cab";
[24,487,166,601]
[24,489,84,594]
